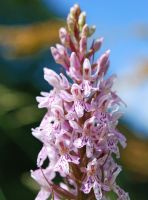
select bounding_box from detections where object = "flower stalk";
[31,4,130,200]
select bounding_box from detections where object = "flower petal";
[79,36,87,58]
[111,165,122,184]
[92,38,104,52]
[113,185,130,200]
[70,52,81,70]
[51,105,64,119]
[35,187,50,200]
[114,130,127,148]
[69,120,82,132]
[81,176,94,194]
[65,106,77,120]
[74,100,84,118]
[83,80,92,97]
[105,74,117,90]
[86,142,93,158]
[55,156,69,175]
[59,27,70,48]
[60,73,70,89]
[44,68,60,88]
[37,146,48,167]
[74,136,88,148]
[65,154,80,164]
[98,49,110,76]
[31,167,55,188]
[71,84,82,99]
[60,90,73,102]
[93,181,102,200]
[83,58,91,80]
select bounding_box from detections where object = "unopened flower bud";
[56,44,69,66]
[70,52,81,70]
[51,47,61,61]
[88,25,96,37]
[93,37,104,52]
[70,7,76,18]
[98,49,110,75]
[70,4,81,18]
[67,15,75,34]
[74,4,81,16]
[81,24,89,37]
[59,27,70,46]
[83,58,91,80]
[51,46,69,69]
[78,12,86,31]
[44,68,60,88]
[56,44,65,55]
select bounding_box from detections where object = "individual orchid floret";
[81,159,103,200]
[74,117,95,158]
[44,68,70,90]
[50,46,69,69]
[71,84,85,118]
[31,4,130,200]
[98,49,111,77]
[87,37,104,58]
[93,38,104,52]
[59,27,70,47]
[55,141,80,175]
[69,4,81,20]
[59,83,89,119]
[44,68,61,88]
[31,167,56,200]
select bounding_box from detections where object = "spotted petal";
[74,136,88,148]
[37,146,48,167]
[60,90,73,102]
[93,181,102,200]
[86,142,93,158]
[81,176,94,194]
[64,154,80,164]
[74,100,84,118]
[83,80,92,97]
[113,185,130,200]
[55,156,69,175]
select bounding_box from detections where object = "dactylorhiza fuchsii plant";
[31,4,130,200]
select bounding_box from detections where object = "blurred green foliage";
[0,1,55,199]
[0,0,55,24]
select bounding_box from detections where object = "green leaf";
[0,188,6,200]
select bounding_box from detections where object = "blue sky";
[44,0,148,136]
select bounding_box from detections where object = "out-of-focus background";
[0,0,148,199]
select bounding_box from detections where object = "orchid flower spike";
[31,4,130,200]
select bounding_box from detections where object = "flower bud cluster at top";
[31,4,130,200]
